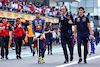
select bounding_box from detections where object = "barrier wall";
[0,11,59,23]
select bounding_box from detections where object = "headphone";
[65,6,68,11]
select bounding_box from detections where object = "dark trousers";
[14,36,22,55]
[46,36,52,53]
[35,39,44,58]
[39,40,44,58]
[28,37,33,52]
[95,36,99,45]
[61,33,73,61]
[77,35,88,61]
[0,36,9,57]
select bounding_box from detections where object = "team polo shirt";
[75,15,90,37]
[32,18,45,34]
[3,23,12,36]
[59,13,74,35]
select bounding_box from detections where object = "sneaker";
[42,58,45,63]
[48,52,49,55]
[6,56,8,59]
[78,58,82,63]
[64,60,69,63]
[84,60,87,64]
[70,55,73,61]
[19,56,22,59]
[1,57,4,59]
[51,53,53,55]
[39,57,41,62]
[16,55,19,59]
[33,52,35,56]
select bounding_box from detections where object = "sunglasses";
[35,13,40,14]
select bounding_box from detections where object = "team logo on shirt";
[6,24,10,29]
[61,16,64,20]
[39,20,41,23]
[7,24,10,26]
[35,20,37,24]
[66,16,70,20]
[82,17,86,22]
[36,25,42,30]
[77,18,80,22]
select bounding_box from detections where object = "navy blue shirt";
[59,13,74,35]
[75,15,90,37]
[32,18,45,34]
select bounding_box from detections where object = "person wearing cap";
[74,7,94,63]
[58,5,74,63]
[14,18,28,59]
[0,17,12,59]
[32,10,45,63]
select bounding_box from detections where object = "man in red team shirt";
[0,17,12,59]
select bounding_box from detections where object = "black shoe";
[16,55,19,59]
[51,53,53,55]
[84,60,87,64]
[70,55,73,61]
[1,57,4,59]
[48,52,49,55]
[33,52,35,56]
[19,56,22,59]
[64,60,69,63]
[6,56,8,59]
[78,58,82,63]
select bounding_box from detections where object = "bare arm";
[87,23,94,35]
[74,25,77,39]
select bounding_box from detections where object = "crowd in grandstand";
[0,0,61,18]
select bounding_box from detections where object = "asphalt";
[0,43,100,67]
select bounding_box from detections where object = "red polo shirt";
[3,23,12,36]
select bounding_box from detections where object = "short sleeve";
[86,17,90,23]
[75,18,77,25]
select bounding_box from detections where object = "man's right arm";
[74,18,77,39]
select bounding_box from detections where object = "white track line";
[55,55,100,67]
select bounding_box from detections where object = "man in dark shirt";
[74,7,94,64]
[58,5,74,63]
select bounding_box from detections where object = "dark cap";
[78,7,84,10]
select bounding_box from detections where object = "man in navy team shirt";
[74,7,94,64]
[58,5,74,63]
